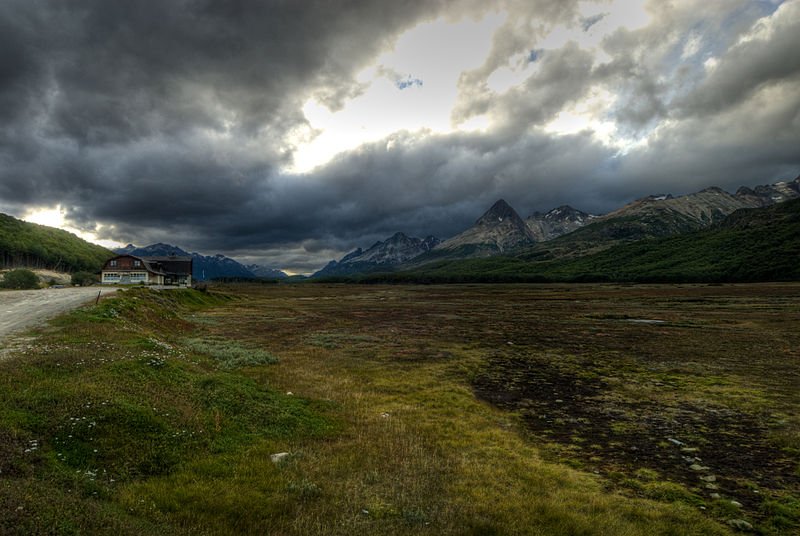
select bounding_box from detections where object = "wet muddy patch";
[472,353,800,525]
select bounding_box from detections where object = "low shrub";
[71,271,98,286]
[1,269,39,289]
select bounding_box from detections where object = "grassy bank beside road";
[1,284,798,534]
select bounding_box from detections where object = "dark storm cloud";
[162,128,617,252]
[1,0,798,273]
[0,0,449,201]
[0,0,456,270]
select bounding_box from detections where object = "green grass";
[184,337,279,369]
[3,283,799,534]
[0,287,333,534]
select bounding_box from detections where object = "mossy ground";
[1,283,798,534]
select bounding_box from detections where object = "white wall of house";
[101,271,164,284]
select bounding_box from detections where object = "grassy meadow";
[1,284,798,534]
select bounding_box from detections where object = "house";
[101,255,192,286]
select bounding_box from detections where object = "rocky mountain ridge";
[313,232,440,277]
[435,199,537,254]
[600,184,790,226]
[536,176,800,258]
[314,175,800,275]
[526,205,598,242]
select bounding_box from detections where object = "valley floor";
[1,283,798,534]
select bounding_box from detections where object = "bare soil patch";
[473,354,798,517]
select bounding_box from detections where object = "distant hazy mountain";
[526,205,597,241]
[115,243,267,281]
[313,232,439,278]
[245,264,289,279]
[434,199,536,255]
[116,243,186,257]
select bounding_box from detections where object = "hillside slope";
[546,197,800,282]
[0,213,113,272]
[522,178,800,261]
[356,198,800,283]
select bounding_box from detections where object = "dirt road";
[0,286,119,343]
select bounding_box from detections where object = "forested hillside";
[0,213,113,273]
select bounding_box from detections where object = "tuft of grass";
[760,497,800,535]
[641,481,704,506]
[185,337,279,369]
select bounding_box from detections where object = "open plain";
[0,283,798,535]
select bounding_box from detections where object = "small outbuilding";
[100,255,192,286]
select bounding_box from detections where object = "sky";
[1,0,798,274]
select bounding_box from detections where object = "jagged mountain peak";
[478,199,518,223]
[437,199,534,254]
[545,205,589,220]
[700,186,727,194]
[526,205,595,242]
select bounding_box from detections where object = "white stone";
[270,452,290,464]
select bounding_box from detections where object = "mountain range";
[116,243,288,281]
[313,233,439,277]
[399,196,800,284]
[314,175,800,277]
[1,174,797,283]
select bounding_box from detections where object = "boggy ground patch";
[473,353,799,524]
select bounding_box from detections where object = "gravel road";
[0,286,119,343]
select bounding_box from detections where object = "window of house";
[134,260,141,267]
[110,260,117,267]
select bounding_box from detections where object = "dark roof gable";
[103,254,192,277]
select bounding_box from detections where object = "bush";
[71,271,98,286]
[1,269,39,289]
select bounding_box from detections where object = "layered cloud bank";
[1,0,797,272]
